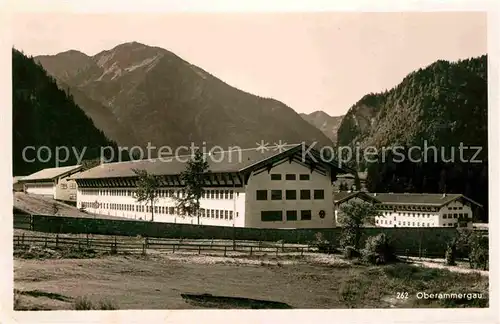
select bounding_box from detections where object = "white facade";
[375,201,473,228]
[25,182,55,197]
[375,209,441,228]
[54,172,81,202]
[437,200,474,228]
[78,186,246,226]
[244,160,335,228]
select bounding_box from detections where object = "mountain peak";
[300,111,344,144]
[35,42,333,151]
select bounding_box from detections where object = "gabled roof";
[366,193,483,208]
[20,165,83,182]
[72,143,351,180]
[333,191,379,204]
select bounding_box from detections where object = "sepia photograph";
[3,1,498,323]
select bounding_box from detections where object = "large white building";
[19,165,83,202]
[71,144,351,228]
[334,191,482,228]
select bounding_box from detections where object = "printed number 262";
[397,292,409,299]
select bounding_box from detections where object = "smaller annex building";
[333,191,482,228]
[19,165,83,203]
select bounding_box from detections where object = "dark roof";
[333,191,379,204]
[20,165,82,182]
[367,193,483,208]
[72,144,350,180]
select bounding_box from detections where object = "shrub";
[14,291,21,310]
[74,296,118,310]
[98,299,118,310]
[343,246,360,259]
[468,232,488,270]
[74,296,94,310]
[445,242,457,266]
[361,233,396,265]
[311,232,337,254]
[339,231,356,250]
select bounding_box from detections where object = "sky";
[12,12,486,116]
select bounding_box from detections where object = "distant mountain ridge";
[35,42,333,151]
[300,111,344,143]
[337,55,487,152]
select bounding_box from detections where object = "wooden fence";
[13,234,312,257]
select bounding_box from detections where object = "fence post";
[44,237,48,248]
[22,233,25,246]
[405,249,409,261]
[173,245,175,253]
[86,234,90,248]
[30,215,34,231]
[282,241,284,253]
[55,234,59,248]
[301,247,304,256]
[258,241,262,251]
[145,237,149,248]
[198,245,201,255]
[78,239,81,250]
[142,244,146,255]
[276,247,278,257]
[250,246,253,256]
[224,246,227,257]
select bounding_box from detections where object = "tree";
[176,150,210,224]
[81,158,101,170]
[337,201,381,249]
[133,169,160,221]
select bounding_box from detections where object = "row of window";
[443,213,470,219]
[81,201,238,219]
[25,183,52,188]
[270,173,310,181]
[376,219,434,227]
[200,209,239,220]
[256,189,324,201]
[80,188,237,200]
[261,210,312,222]
[202,190,236,200]
[447,206,464,210]
[381,212,433,218]
[379,205,439,212]
[60,183,76,190]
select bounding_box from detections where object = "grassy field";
[13,247,488,310]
